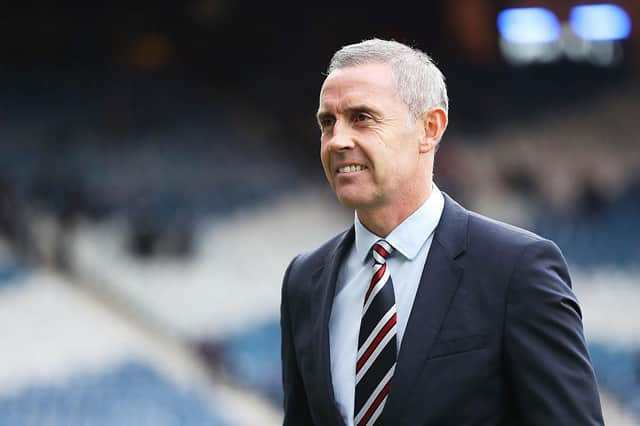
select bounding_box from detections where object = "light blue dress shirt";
[328,185,445,425]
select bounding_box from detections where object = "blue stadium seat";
[218,321,283,405]
[0,361,233,426]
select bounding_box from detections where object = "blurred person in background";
[280,38,603,425]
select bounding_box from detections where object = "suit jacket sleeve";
[504,239,604,425]
[281,255,313,425]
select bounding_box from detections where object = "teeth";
[339,164,365,173]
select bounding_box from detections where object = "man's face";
[318,63,425,211]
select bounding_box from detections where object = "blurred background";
[0,0,638,424]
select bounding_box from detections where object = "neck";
[357,183,433,237]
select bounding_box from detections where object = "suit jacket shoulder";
[445,198,568,285]
[464,201,553,253]
[285,228,353,302]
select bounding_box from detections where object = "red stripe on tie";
[356,313,397,373]
[357,379,392,426]
[364,263,386,304]
[373,244,389,259]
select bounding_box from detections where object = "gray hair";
[327,38,449,117]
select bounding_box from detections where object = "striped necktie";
[354,240,397,426]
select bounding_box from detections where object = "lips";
[337,164,368,173]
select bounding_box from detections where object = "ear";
[418,107,448,154]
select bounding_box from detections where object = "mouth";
[336,164,368,174]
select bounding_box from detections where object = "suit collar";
[311,226,355,426]
[380,192,469,424]
[434,192,468,260]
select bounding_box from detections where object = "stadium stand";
[0,56,638,426]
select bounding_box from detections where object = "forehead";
[318,63,399,111]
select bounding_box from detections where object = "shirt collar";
[354,184,445,263]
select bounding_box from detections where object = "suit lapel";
[380,193,468,424]
[310,227,355,426]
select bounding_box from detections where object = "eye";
[354,112,372,122]
[318,116,335,129]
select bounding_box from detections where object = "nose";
[325,121,355,152]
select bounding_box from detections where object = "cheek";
[382,138,417,176]
[320,146,332,176]
[319,141,327,161]
[369,134,399,167]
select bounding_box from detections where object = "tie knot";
[371,240,393,264]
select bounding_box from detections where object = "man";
[280,38,603,426]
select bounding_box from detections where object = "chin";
[335,191,374,209]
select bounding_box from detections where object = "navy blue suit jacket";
[281,194,604,425]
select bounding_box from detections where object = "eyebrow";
[316,104,381,123]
